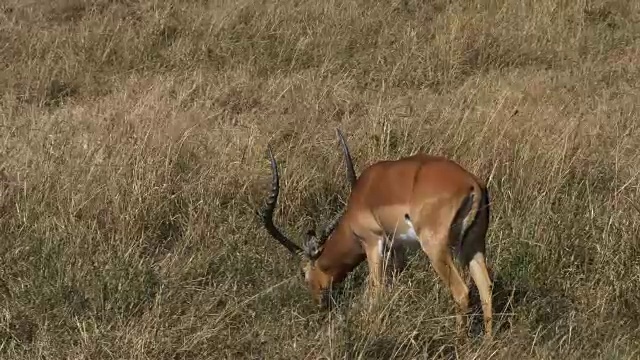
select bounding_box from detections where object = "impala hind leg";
[468,252,493,339]
[421,236,470,338]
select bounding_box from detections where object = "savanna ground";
[1,0,639,358]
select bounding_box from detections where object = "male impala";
[261,130,493,338]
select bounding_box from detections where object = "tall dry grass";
[1,0,639,358]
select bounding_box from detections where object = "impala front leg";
[362,236,385,301]
[386,245,407,282]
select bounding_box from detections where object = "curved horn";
[336,128,356,188]
[261,147,305,257]
[314,129,357,247]
[317,210,342,244]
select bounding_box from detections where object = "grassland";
[1,0,639,358]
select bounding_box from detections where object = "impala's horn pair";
[261,129,356,259]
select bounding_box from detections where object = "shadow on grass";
[468,268,576,338]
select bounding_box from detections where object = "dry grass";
[1,0,640,358]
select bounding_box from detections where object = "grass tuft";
[1,0,640,358]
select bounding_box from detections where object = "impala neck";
[315,217,366,283]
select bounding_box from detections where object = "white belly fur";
[386,215,421,251]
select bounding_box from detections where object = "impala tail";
[451,185,490,266]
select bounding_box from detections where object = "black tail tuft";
[451,193,474,262]
[451,187,490,266]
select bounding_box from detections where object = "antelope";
[260,130,493,338]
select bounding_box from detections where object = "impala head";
[260,129,356,307]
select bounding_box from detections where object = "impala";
[260,130,493,338]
